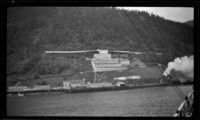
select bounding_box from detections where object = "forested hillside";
[184,20,193,27]
[7,7,193,84]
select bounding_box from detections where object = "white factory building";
[91,50,130,72]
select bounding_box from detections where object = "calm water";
[7,85,192,116]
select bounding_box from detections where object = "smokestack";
[163,55,194,83]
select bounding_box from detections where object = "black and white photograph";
[6,6,195,117]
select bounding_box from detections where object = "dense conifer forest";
[7,7,193,85]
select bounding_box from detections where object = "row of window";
[94,64,123,67]
[92,60,119,63]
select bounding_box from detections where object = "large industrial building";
[91,50,130,83]
[91,50,130,72]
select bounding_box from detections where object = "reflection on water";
[7,85,192,116]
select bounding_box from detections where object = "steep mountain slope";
[184,20,193,27]
[7,7,193,85]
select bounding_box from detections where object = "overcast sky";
[118,7,194,23]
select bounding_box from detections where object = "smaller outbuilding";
[63,78,86,89]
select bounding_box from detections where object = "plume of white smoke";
[163,55,194,82]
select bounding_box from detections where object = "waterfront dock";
[7,83,189,96]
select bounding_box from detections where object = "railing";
[174,90,194,117]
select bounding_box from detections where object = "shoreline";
[7,83,192,96]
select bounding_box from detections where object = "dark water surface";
[7,85,192,116]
